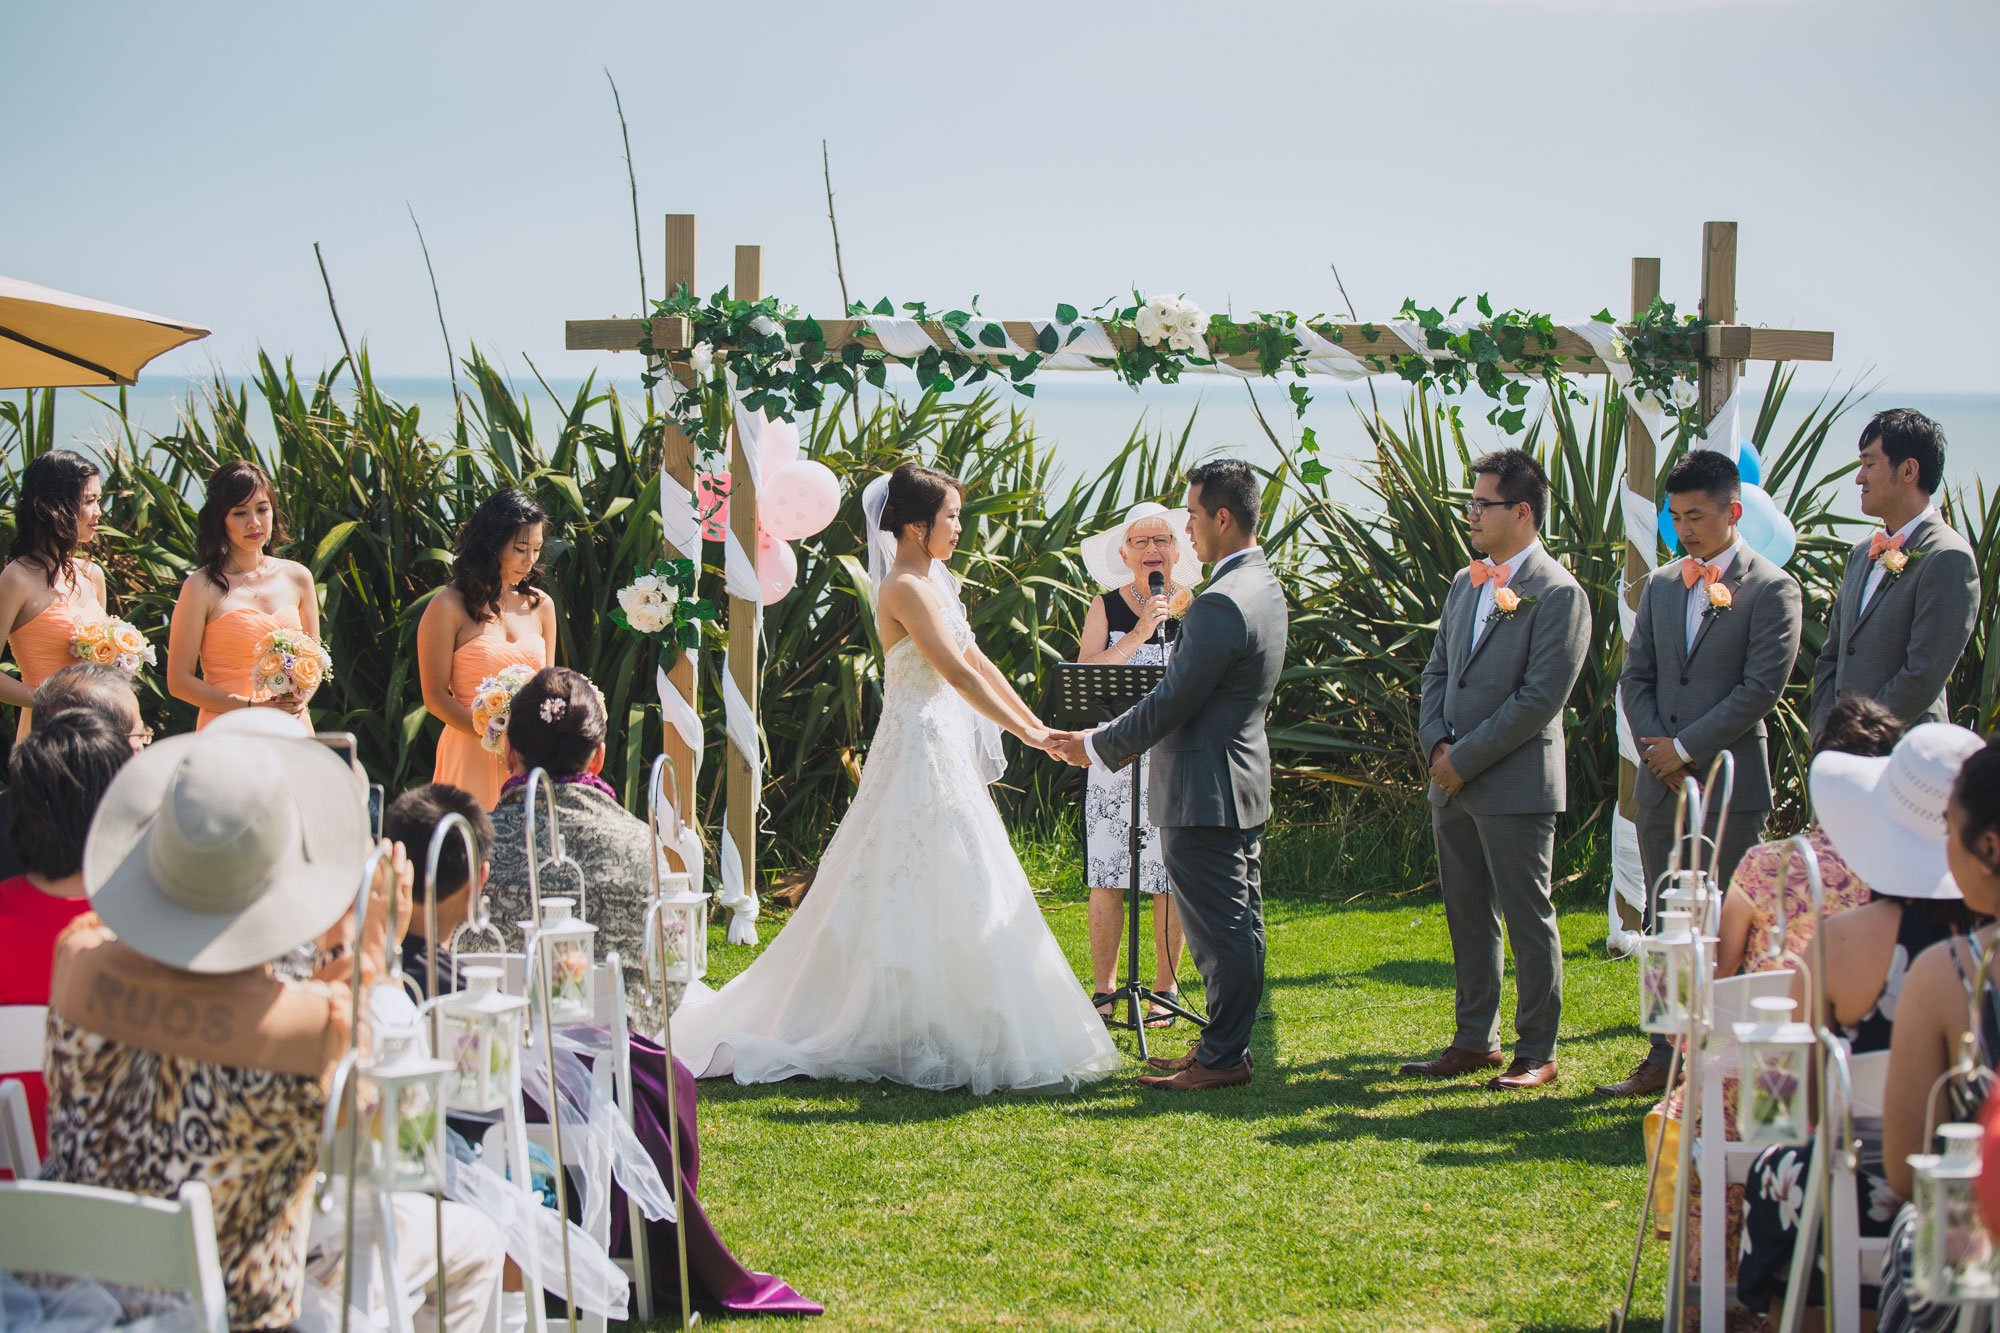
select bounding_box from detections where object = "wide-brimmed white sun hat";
[202,706,312,740]
[1079,502,1203,591]
[1811,721,1987,900]
[83,731,371,972]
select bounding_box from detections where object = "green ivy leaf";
[1592,307,1616,324]
[1497,407,1526,434]
[1288,383,1312,418]
[1015,382,1036,398]
[979,322,1008,348]
[1477,293,1494,319]
[872,297,892,316]
[1300,425,1319,454]
[864,362,887,388]
[1055,302,1078,324]
[1300,458,1331,485]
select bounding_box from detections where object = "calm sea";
[17,372,1998,524]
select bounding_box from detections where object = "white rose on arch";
[690,341,716,380]
[1666,380,1699,410]
[1134,305,1165,347]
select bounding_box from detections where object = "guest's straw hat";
[1811,722,1986,900]
[1080,502,1202,591]
[84,731,370,972]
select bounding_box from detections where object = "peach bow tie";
[1468,560,1511,589]
[1682,560,1722,589]
[1869,532,1906,561]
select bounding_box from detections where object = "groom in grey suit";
[1402,449,1590,1091]
[1598,449,1802,1098]
[1052,459,1288,1091]
[1811,408,1979,736]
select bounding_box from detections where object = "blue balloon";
[1737,440,1763,487]
[1657,499,1681,555]
[1655,479,1794,567]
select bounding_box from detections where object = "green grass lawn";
[667,829,1668,1331]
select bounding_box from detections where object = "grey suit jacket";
[1092,549,1288,829]
[1621,547,1802,813]
[1418,544,1591,816]
[1810,512,1979,734]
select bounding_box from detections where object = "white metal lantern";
[524,896,597,1026]
[645,873,710,988]
[1659,868,1720,937]
[436,966,527,1113]
[1732,996,1815,1145]
[1911,1123,2000,1303]
[357,1025,451,1193]
[1637,911,1697,1034]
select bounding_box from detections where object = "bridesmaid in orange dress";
[0,452,110,738]
[165,461,321,729]
[418,488,555,809]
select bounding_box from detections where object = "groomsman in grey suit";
[1596,450,1802,1098]
[1812,409,1979,735]
[1052,459,1288,1091]
[1401,450,1590,1091]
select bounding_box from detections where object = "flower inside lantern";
[1912,1123,2000,1303]
[357,1025,451,1193]
[435,965,528,1113]
[1733,995,1815,1145]
[524,896,597,1026]
[1637,911,1697,1035]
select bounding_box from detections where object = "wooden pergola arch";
[567,216,1834,925]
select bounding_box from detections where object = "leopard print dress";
[39,1008,329,1329]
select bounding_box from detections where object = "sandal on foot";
[1145,992,1181,1029]
[1092,992,1115,1024]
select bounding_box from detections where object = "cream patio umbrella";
[0,275,209,388]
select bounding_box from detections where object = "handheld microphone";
[1148,571,1166,644]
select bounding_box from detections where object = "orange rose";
[1493,587,1521,614]
[87,637,118,664]
[112,623,147,655]
[291,654,323,691]
[1706,583,1733,611]
[256,651,286,678]
[1168,587,1194,618]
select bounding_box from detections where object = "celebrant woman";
[1075,502,1198,1026]
[0,451,109,738]
[417,488,555,808]
[166,460,322,729]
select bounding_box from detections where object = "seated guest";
[485,668,657,1034]
[0,664,147,880]
[1875,732,2000,1333]
[38,730,503,1332]
[0,707,133,1165]
[388,776,822,1319]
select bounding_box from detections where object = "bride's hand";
[1020,726,1060,751]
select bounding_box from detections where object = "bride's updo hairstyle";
[505,667,608,777]
[877,462,962,547]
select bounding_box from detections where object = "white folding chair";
[1695,969,1798,1326]
[460,950,651,1330]
[1826,1048,1893,1330]
[1,1078,37,1179]
[0,1178,230,1333]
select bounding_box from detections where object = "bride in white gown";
[672,462,1122,1094]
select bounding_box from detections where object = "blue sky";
[5,0,1994,392]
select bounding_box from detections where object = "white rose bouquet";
[611,558,716,658]
[1133,293,1209,355]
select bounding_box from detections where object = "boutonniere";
[1488,586,1538,623]
[1878,546,1922,582]
[1700,581,1733,619]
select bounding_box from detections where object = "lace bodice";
[878,599,981,781]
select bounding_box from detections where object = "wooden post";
[1699,221,1739,425]
[725,244,764,911]
[1614,256,1662,938]
[658,215,699,869]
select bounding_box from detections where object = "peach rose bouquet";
[470,662,539,755]
[251,627,333,699]
[70,616,158,676]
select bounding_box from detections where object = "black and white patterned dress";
[1083,590,1179,895]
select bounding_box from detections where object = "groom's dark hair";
[1186,459,1259,536]
[1664,449,1741,506]
[1470,448,1549,529]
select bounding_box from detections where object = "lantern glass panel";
[525,897,597,1026]
[438,966,527,1113]
[1914,1125,2000,1302]
[1732,996,1813,1145]
[359,1027,450,1193]
[1637,912,1695,1034]
[654,877,709,986]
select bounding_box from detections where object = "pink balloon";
[761,418,801,473]
[695,470,731,541]
[759,460,842,542]
[756,530,799,604]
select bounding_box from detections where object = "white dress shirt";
[1081,545,1264,774]
[1861,506,1936,607]
[1669,538,1743,765]
[1469,539,1541,650]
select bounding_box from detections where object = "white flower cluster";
[617,571,680,635]
[1637,379,1700,413]
[1133,294,1208,354]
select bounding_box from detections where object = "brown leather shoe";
[1593,1060,1672,1097]
[1398,1047,1505,1079]
[1146,1042,1204,1072]
[1138,1056,1253,1090]
[1488,1057,1558,1091]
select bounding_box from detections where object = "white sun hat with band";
[1810,721,1986,900]
[1079,502,1203,591]
[84,731,371,972]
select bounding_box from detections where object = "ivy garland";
[635,283,1711,478]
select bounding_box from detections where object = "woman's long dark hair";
[451,489,547,623]
[196,460,285,590]
[9,451,99,588]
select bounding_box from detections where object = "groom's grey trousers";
[1159,824,1266,1068]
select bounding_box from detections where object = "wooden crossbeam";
[564,315,1832,371]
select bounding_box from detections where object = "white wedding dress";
[671,595,1122,1094]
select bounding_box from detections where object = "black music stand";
[1040,662,1208,1060]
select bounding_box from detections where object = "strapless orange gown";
[11,596,99,739]
[194,605,305,730]
[432,633,547,809]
